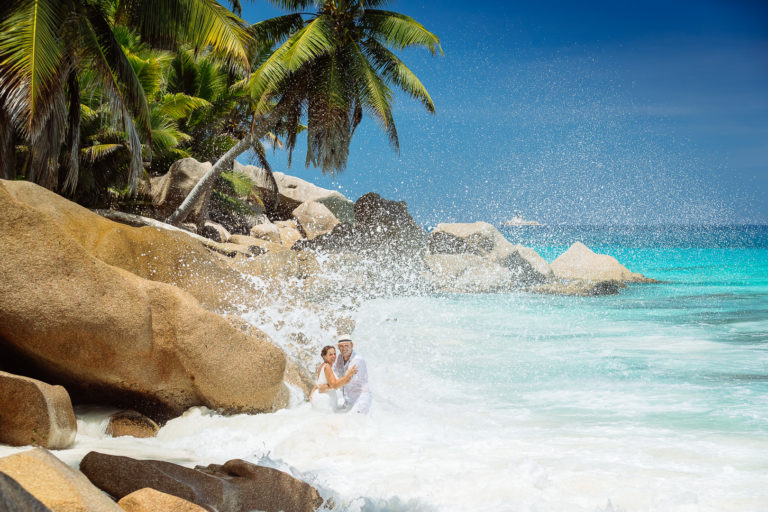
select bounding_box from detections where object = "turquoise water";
[345,226,768,510]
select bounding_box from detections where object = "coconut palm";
[167,0,441,225]
[0,0,250,193]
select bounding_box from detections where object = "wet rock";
[292,201,339,240]
[0,471,52,512]
[0,180,288,421]
[0,371,77,449]
[296,193,427,262]
[117,488,207,512]
[106,410,159,439]
[80,452,323,512]
[551,242,652,282]
[0,448,123,512]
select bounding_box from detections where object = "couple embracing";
[310,334,372,414]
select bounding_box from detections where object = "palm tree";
[166,0,441,225]
[0,0,250,193]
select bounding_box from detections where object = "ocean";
[3,225,766,511]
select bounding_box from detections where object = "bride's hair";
[321,345,335,358]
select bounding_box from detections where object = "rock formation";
[551,242,653,282]
[0,180,288,421]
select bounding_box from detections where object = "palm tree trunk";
[165,101,290,226]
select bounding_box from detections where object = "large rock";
[0,180,288,421]
[0,448,123,512]
[150,158,212,229]
[551,242,650,282]
[232,162,354,223]
[292,201,339,240]
[0,372,77,449]
[297,193,427,261]
[0,471,52,512]
[118,488,206,512]
[429,223,552,285]
[4,180,262,312]
[80,452,324,512]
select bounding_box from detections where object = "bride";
[310,345,357,412]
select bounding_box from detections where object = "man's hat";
[337,334,353,343]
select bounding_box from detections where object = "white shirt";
[333,350,370,403]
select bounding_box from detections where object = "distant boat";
[502,212,545,227]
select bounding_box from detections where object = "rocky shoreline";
[0,162,656,510]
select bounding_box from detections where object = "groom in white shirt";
[333,334,372,414]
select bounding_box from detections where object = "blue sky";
[239,1,768,225]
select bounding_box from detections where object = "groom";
[333,334,371,414]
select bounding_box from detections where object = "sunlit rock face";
[291,201,339,240]
[118,488,207,512]
[0,448,123,512]
[0,371,77,449]
[0,180,288,421]
[551,242,652,282]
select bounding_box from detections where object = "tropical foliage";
[168,0,441,224]
[0,0,249,194]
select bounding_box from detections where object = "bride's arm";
[325,364,357,389]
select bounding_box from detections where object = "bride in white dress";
[310,345,357,412]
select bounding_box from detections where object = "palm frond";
[251,13,305,47]
[362,37,435,113]
[0,0,66,136]
[361,10,441,55]
[81,142,126,163]
[118,0,251,69]
[81,4,152,139]
[263,0,316,11]
[281,15,335,72]
[350,44,396,148]
[78,11,146,190]
[159,93,212,119]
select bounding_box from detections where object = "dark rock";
[499,251,548,286]
[80,452,323,512]
[0,471,52,512]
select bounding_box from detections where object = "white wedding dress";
[310,364,338,412]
